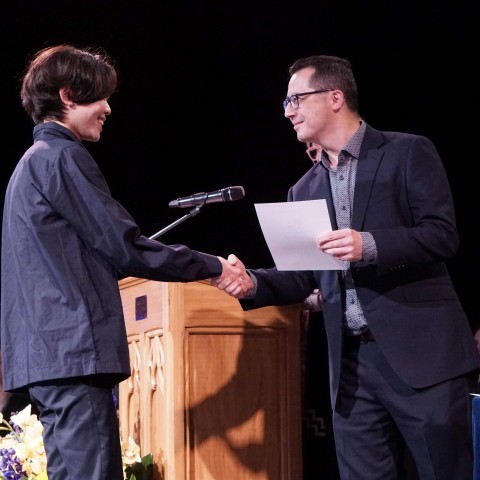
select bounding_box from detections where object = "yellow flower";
[0,405,153,480]
[10,404,37,429]
[0,404,47,479]
[121,436,142,466]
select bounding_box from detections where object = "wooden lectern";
[118,277,304,480]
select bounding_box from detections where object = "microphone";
[168,186,245,208]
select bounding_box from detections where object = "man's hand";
[316,228,363,262]
[211,254,253,298]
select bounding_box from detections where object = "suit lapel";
[351,127,385,230]
[310,164,338,230]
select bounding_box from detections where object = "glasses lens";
[291,95,299,109]
[283,94,300,110]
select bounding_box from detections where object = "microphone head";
[168,186,245,208]
[223,186,245,201]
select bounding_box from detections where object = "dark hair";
[288,55,359,113]
[20,44,118,124]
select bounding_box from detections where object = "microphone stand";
[148,206,203,240]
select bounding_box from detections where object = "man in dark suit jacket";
[216,55,480,479]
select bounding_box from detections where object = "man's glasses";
[283,89,333,110]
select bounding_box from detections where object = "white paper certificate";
[254,199,344,271]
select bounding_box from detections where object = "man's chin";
[297,133,310,144]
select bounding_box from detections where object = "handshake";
[211,254,254,299]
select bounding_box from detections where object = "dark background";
[0,1,477,326]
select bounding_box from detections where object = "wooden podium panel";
[118,277,304,480]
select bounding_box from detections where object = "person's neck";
[321,116,362,169]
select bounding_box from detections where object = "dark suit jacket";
[242,124,480,407]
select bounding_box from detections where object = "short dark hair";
[20,44,118,124]
[288,55,359,113]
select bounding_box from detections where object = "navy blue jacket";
[1,122,221,392]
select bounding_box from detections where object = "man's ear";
[59,87,74,107]
[330,89,345,112]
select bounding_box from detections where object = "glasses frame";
[305,142,322,164]
[283,88,333,110]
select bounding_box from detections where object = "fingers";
[316,229,362,261]
[316,229,349,247]
[221,273,253,298]
[216,272,253,298]
[227,253,238,265]
[211,255,253,298]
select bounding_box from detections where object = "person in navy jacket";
[1,44,251,480]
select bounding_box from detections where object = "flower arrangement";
[0,405,153,480]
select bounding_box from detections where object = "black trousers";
[334,339,473,480]
[29,376,124,480]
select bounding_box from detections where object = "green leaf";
[125,453,153,480]
[141,453,154,468]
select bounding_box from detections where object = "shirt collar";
[319,120,366,169]
[343,120,366,159]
